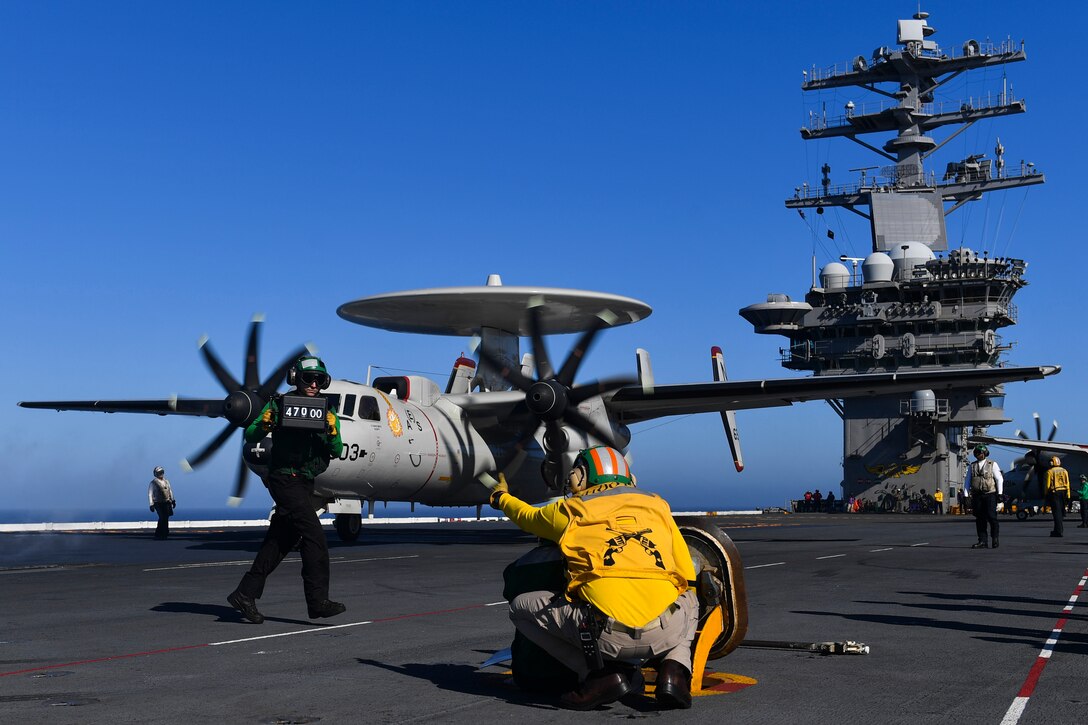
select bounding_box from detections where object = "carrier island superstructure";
[741,12,1044,506]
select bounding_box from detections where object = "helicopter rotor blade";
[1048,420,1059,442]
[1034,412,1042,441]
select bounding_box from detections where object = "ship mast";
[786,11,1044,252]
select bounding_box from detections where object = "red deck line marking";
[0,644,208,677]
[1000,567,1088,725]
[1,602,495,678]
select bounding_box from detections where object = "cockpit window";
[341,394,357,418]
[358,396,380,422]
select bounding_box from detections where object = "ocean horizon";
[0,504,499,525]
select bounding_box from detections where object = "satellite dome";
[862,252,894,283]
[888,242,935,280]
[910,389,936,414]
[819,262,850,290]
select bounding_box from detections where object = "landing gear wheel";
[334,513,362,542]
[1016,509,1028,521]
[676,517,748,660]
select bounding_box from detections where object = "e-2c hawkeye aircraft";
[970,414,1087,504]
[20,276,1060,544]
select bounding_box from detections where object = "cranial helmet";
[153,466,165,477]
[288,355,331,389]
[1051,456,1061,467]
[574,446,633,487]
[973,444,989,456]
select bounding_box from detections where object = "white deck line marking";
[870,548,893,552]
[816,554,845,560]
[485,601,507,607]
[144,559,272,572]
[1000,698,1029,725]
[144,554,416,572]
[745,562,785,569]
[210,620,376,645]
[330,555,419,565]
[999,567,1088,725]
[910,542,929,547]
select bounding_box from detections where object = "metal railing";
[805,38,1022,83]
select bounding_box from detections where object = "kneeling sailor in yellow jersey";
[489,446,699,711]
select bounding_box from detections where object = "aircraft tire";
[1016,509,1029,521]
[675,517,749,660]
[334,513,362,543]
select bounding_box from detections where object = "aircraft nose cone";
[527,380,567,420]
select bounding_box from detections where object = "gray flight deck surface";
[2,515,1086,724]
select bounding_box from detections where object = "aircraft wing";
[968,434,1088,457]
[606,365,1060,423]
[18,398,225,417]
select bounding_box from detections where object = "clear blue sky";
[2,1,1083,516]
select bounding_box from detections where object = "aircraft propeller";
[181,316,310,503]
[475,301,635,487]
[1011,412,1060,484]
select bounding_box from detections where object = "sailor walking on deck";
[1043,456,1071,538]
[148,466,175,540]
[964,445,1002,549]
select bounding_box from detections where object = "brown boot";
[559,670,630,710]
[655,660,692,709]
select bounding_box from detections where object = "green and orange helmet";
[574,446,633,487]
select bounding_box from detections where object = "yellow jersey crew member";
[489,446,699,710]
[1044,456,1071,538]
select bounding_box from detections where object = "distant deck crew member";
[1043,456,1071,538]
[227,355,345,624]
[489,446,699,710]
[964,445,1002,549]
[1078,475,1088,529]
[148,466,175,540]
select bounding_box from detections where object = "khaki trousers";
[509,588,698,680]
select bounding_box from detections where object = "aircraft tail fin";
[445,355,476,395]
[712,346,744,472]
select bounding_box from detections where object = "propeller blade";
[556,310,617,387]
[1016,429,1029,440]
[500,422,542,475]
[1034,412,1041,441]
[257,345,311,399]
[1048,420,1059,442]
[477,344,536,392]
[527,302,554,380]
[243,315,263,390]
[199,337,241,393]
[562,405,620,450]
[228,451,249,506]
[569,376,638,405]
[183,422,238,470]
